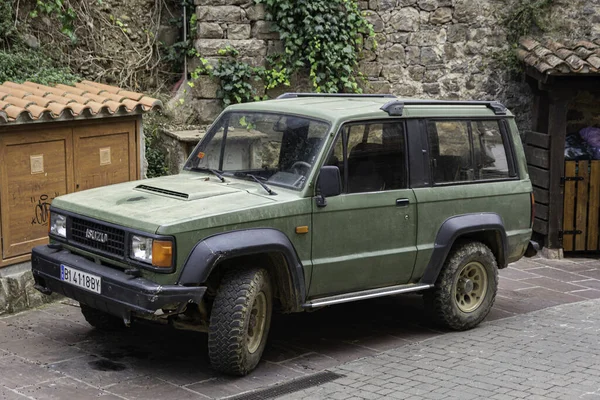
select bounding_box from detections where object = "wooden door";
[0,128,73,259]
[72,121,137,191]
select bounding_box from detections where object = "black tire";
[424,241,498,331]
[80,304,125,330]
[208,267,273,376]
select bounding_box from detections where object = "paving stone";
[47,355,144,389]
[15,377,122,399]
[107,376,204,399]
[0,356,63,389]
[521,276,589,292]
[525,267,588,282]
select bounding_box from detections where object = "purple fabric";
[579,127,600,159]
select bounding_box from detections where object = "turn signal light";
[152,240,173,268]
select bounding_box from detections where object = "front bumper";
[31,245,206,320]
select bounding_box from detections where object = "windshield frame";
[183,110,333,192]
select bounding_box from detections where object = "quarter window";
[427,119,512,184]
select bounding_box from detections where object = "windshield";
[184,112,331,190]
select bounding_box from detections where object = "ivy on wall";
[191,0,375,107]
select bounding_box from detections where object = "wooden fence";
[563,160,600,251]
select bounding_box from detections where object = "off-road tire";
[424,241,498,331]
[208,267,273,376]
[80,304,125,330]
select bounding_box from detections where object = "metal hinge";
[558,230,582,238]
[560,176,584,185]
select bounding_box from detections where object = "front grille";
[70,217,126,257]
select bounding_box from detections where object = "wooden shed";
[518,37,600,255]
[0,80,162,268]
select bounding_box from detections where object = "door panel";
[0,129,72,258]
[309,190,417,297]
[73,121,137,191]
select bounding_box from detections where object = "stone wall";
[191,0,600,134]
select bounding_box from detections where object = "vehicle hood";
[51,173,278,233]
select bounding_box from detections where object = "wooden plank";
[525,131,551,149]
[533,218,548,235]
[525,146,550,169]
[536,203,549,221]
[563,161,577,251]
[575,161,589,251]
[528,166,550,189]
[587,161,600,251]
[533,186,549,205]
[546,93,570,249]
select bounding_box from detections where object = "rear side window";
[427,119,513,184]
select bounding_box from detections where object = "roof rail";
[380,100,508,116]
[277,93,397,99]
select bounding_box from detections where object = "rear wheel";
[80,304,125,330]
[424,241,498,330]
[208,267,272,376]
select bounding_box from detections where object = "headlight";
[49,213,67,237]
[130,235,173,268]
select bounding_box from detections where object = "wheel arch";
[420,213,508,285]
[177,228,306,312]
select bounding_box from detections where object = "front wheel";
[424,241,498,331]
[208,267,273,376]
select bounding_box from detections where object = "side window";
[427,119,513,184]
[472,120,510,179]
[427,120,473,183]
[329,121,407,193]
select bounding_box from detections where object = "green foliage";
[504,0,555,44]
[256,0,375,93]
[0,1,16,44]
[0,48,80,85]
[160,0,196,73]
[30,0,77,42]
[143,114,170,178]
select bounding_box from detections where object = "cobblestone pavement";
[285,298,600,400]
[0,255,600,399]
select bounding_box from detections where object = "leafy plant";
[256,0,375,93]
[0,48,80,85]
[30,0,78,42]
[0,1,16,46]
[143,113,170,178]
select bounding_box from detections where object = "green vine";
[30,0,78,42]
[257,0,375,93]
[497,0,555,74]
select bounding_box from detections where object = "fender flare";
[177,228,306,306]
[420,213,508,285]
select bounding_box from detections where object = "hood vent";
[135,185,189,199]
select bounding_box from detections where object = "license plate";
[60,265,101,294]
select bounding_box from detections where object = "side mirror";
[316,166,342,207]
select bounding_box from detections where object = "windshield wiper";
[192,167,225,182]
[234,172,277,195]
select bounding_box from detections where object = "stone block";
[228,23,251,39]
[358,1,369,9]
[198,22,224,39]
[408,30,445,46]
[196,6,244,23]
[195,39,267,57]
[392,81,420,96]
[373,0,396,11]
[196,99,223,124]
[541,247,564,260]
[267,40,284,56]
[398,0,417,5]
[380,43,406,63]
[191,75,221,99]
[195,0,247,4]
[447,23,467,43]
[444,43,465,60]
[381,65,404,81]
[408,65,425,80]
[390,7,420,31]
[244,3,266,21]
[430,7,452,24]
[251,21,279,40]
[389,32,409,43]
[405,45,420,64]
[362,80,391,94]
[454,0,481,23]
[424,67,444,82]
[417,0,438,11]
[360,61,383,77]
[421,46,442,65]
[366,13,385,33]
[359,49,377,62]
[423,83,440,94]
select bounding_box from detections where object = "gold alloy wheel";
[247,291,267,354]
[453,261,488,313]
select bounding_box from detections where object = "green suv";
[32,93,536,375]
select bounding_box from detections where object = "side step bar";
[302,283,433,308]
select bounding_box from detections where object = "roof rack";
[380,100,508,116]
[277,93,397,99]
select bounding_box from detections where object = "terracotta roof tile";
[0,80,162,125]
[518,37,600,75]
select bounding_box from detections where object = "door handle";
[396,198,410,207]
